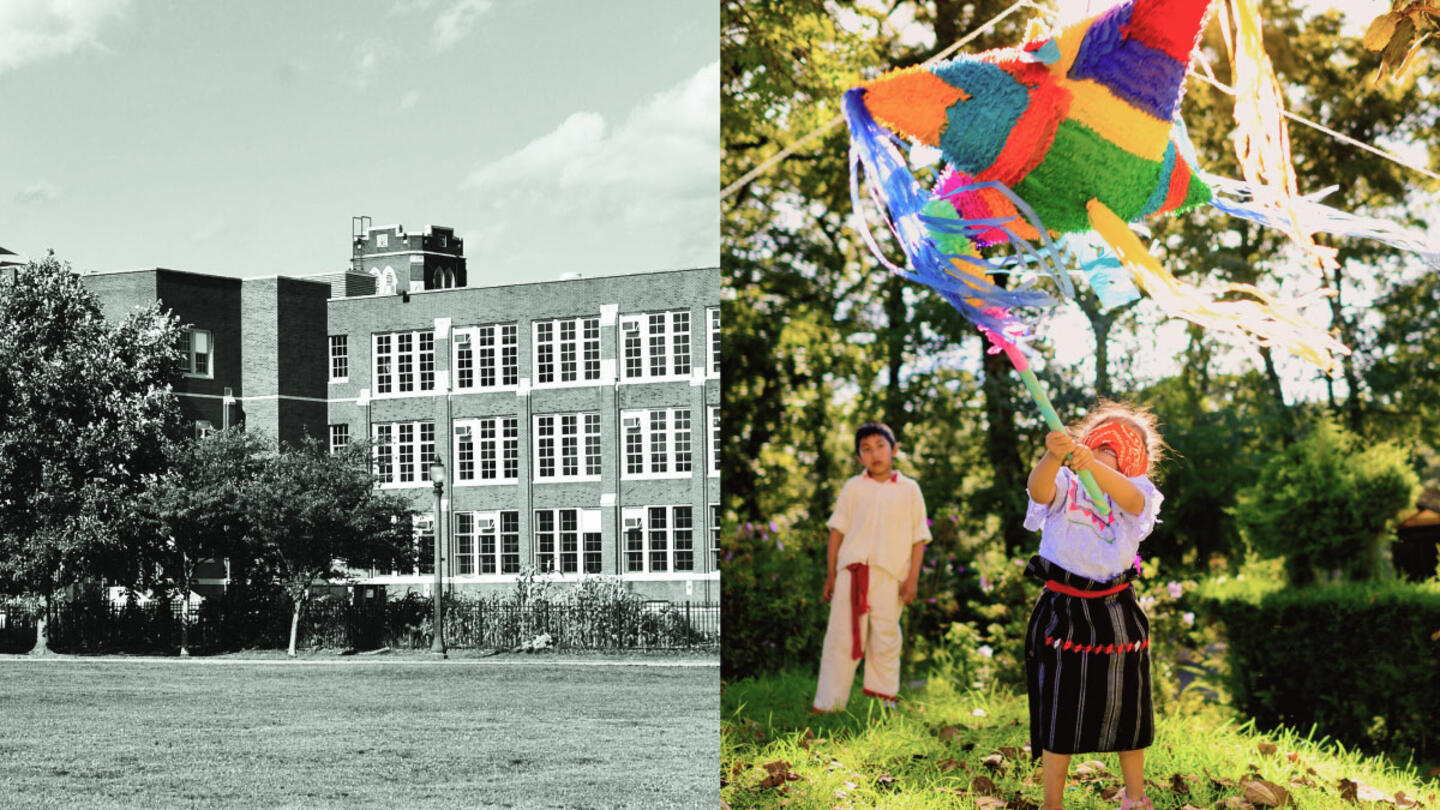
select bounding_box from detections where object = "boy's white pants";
[813,564,902,711]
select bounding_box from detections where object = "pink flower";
[1167,581,1183,599]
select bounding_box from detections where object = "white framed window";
[454,417,519,484]
[413,513,434,575]
[620,310,692,381]
[329,335,348,382]
[620,505,695,573]
[533,316,601,386]
[707,306,720,377]
[621,408,693,479]
[453,511,518,575]
[453,324,519,391]
[534,508,601,574]
[709,406,720,476]
[710,504,720,571]
[533,412,601,482]
[377,233,389,248]
[329,424,349,454]
[372,421,435,486]
[183,329,213,378]
[373,330,436,395]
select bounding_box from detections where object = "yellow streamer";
[1086,198,1347,373]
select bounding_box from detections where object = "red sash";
[1045,579,1130,598]
[847,562,869,660]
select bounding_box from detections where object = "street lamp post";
[429,455,447,658]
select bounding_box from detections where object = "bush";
[1201,578,1440,758]
[720,519,830,680]
[1232,418,1417,585]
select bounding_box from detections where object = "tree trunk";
[981,277,1029,557]
[179,550,192,658]
[28,591,54,656]
[287,593,304,658]
[883,275,909,443]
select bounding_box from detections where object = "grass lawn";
[722,670,1440,809]
[0,652,719,809]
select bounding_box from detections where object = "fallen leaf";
[762,760,792,775]
[1290,775,1316,789]
[983,753,1005,770]
[1340,778,1360,802]
[1257,741,1278,756]
[938,725,962,741]
[1287,752,1299,763]
[759,772,787,789]
[973,775,998,794]
[974,798,1008,810]
[1101,786,1122,800]
[999,746,1020,760]
[875,772,897,788]
[937,758,963,772]
[1010,797,1040,810]
[1205,768,1236,789]
[1396,790,1417,808]
[1173,773,1200,793]
[1243,778,1290,807]
[1180,805,1206,810]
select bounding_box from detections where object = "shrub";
[720,519,829,680]
[1201,578,1440,758]
[1232,418,1417,585]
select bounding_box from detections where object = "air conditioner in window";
[622,417,640,431]
[624,517,642,530]
[455,332,470,346]
[478,518,495,531]
[455,425,472,439]
[622,321,640,333]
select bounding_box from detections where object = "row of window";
[328,307,721,391]
[396,505,720,577]
[334,407,720,485]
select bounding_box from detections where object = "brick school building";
[82,222,721,603]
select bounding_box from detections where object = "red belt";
[847,562,869,660]
[1045,579,1130,598]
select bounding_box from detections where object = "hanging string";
[719,0,1035,201]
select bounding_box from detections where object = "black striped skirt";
[1023,555,1153,760]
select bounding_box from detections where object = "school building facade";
[81,223,721,602]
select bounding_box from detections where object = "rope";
[1186,69,1440,183]
[719,0,1034,200]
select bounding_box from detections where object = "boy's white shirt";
[826,470,931,582]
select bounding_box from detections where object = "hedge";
[1201,578,1440,759]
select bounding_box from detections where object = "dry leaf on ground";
[972,775,998,794]
[1241,777,1291,807]
[1257,742,1278,756]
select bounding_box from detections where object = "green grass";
[0,653,719,809]
[722,669,1440,809]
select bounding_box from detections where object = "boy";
[813,422,930,712]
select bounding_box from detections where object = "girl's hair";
[1067,399,1168,480]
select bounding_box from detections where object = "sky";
[0,0,719,285]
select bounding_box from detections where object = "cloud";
[433,0,493,51]
[15,180,59,204]
[398,89,420,111]
[0,0,130,76]
[466,60,719,210]
[351,41,381,90]
[463,62,720,269]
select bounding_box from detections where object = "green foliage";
[720,519,830,680]
[1233,418,1418,584]
[1202,579,1440,759]
[0,256,185,599]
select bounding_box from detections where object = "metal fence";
[0,598,720,655]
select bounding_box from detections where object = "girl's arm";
[1069,445,1145,515]
[1027,430,1072,504]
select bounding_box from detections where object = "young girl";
[1022,401,1166,810]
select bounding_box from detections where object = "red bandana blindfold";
[1081,421,1148,478]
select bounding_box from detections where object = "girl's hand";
[1044,430,1076,459]
[1066,444,1095,472]
[822,574,836,603]
[899,578,918,605]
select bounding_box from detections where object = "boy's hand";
[822,574,836,603]
[1044,430,1076,460]
[1065,444,1095,472]
[899,578,918,605]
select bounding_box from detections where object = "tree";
[141,429,268,656]
[0,257,185,653]
[243,438,412,657]
[1232,418,1417,585]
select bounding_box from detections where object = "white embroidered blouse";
[1023,465,1164,582]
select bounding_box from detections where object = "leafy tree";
[243,438,412,656]
[1232,417,1417,585]
[0,256,185,653]
[141,429,268,655]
